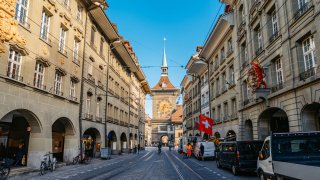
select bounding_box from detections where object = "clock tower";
[150,39,180,145]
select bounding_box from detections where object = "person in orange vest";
[186,143,192,158]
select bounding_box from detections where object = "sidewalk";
[8,153,132,178]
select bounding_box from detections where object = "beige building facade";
[221,0,320,140]
[0,0,149,168]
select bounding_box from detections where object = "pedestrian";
[15,142,26,166]
[137,144,140,154]
[200,143,204,161]
[133,145,137,154]
[186,143,192,158]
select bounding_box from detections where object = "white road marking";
[144,153,154,161]
[164,151,184,180]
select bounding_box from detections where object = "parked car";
[216,141,263,175]
[193,141,215,160]
[257,132,320,180]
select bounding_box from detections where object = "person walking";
[200,143,205,161]
[137,144,140,154]
[186,143,192,158]
[133,145,137,154]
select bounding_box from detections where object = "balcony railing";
[227,49,233,57]
[69,96,77,102]
[271,82,284,93]
[87,74,95,84]
[98,81,104,89]
[241,61,249,69]
[96,116,102,122]
[269,31,279,43]
[54,90,64,97]
[300,68,316,81]
[85,113,93,120]
[255,47,263,56]
[34,82,46,91]
[294,1,312,21]
[201,101,209,109]
[230,113,237,120]
[7,72,23,82]
[243,99,250,106]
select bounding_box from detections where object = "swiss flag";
[198,114,214,135]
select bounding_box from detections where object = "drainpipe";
[78,5,89,158]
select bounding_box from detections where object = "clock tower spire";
[161,38,168,76]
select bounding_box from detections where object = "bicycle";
[40,152,56,175]
[72,152,91,165]
[0,159,10,180]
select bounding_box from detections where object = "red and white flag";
[198,114,214,135]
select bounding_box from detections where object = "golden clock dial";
[159,101,171,113]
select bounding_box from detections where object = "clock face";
[158,101,171,114]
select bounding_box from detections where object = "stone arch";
[258,107,289,140]
[108,131,117,154]
[244,120,253,140]
[120,132,128,152]
[160,135,168,146]
[301,103,320,131]
[226,130,236,141]
[0,109,42,166]
[83,128,101,158]
[52,117,76,162]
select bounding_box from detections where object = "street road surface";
[10,147,256,180]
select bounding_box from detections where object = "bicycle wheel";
[40,162,46,175]
[0,166,10,180]
[48,160,53,172]
[73,156,79,165]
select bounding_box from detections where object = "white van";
[193,141,215,160]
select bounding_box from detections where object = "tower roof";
[151,76,176,90]
[161,38,168,76]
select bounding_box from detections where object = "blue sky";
[106,0,223,117]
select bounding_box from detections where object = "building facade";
[221,0,320,140]
[0,0,88,168]
[0,0,150,168]
[150,44,180,145]
[199,9,240,141]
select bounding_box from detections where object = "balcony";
[227,49,233,57]
[7,73,23,82]
[84,113,93,120]
[241,61,249,69]
[34,82,46,91]
[69,96,77,102]
[87,74,95,84]
[271,83,284,93]
[98,81,104,89]
[269,31,279,44]
[54,90,64,97]
[230,113,237,120]
[294,1,313,21]
[120,121,125,126]
[299,68,316,81]
[107,116,113,123]
[96,116,102,122]
[108,88,114,95]
[243,99,250,106]
[255,47,263,57]
[222,116,228,122]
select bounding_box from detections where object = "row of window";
[211,98,237,122]
[8,49,78,98]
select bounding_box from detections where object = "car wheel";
[232,165,238,176]
[258,171,265,180]
[216,160,221,168]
